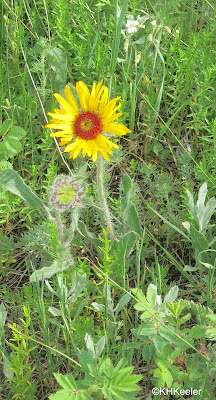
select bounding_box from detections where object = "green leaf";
[0,119,13,136]
[138,322,157,336]
[123,204,141,236]
[3,354,14,379]
[47,48,67,92]
[177,313,191,326]
[146,284,157,308]
[114,292,131,316]
[0,302,7,331]
[7,126,26,139]
[30,260,71,282]
[142,343,156,361]
[79,393,92,400]
[113,367,133,385]
[164,370,173,387]
[4,137,22,155]
[53,373,76,391]
[164,286,179,304]
[79,350,96,374]
[116,374,142,391]
[0,120,25,160]
[0,169,46,211]
[188,325,206,339]
[49,389,73,400]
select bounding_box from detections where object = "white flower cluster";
[123,13,180,38]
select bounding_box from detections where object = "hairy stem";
[97,154,115,241]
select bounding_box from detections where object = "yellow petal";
[94,134,112,153]
[58,137,73,145]
[100,97,121,118]
[45,123,73,130]
[64,85,79,114]
[95,79,103,96]
[88,80,105,113]
[88,82,96,113]
[54,93,75,114]
[98,148,110,161]
[75,81,90,112]
[101,112,122,125]
[98,87,109,115]
[50,131,74,137]
[103,123,131,136]
[92,149,98,162]
[48,112,76,121]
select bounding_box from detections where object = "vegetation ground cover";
[1,0,216,399]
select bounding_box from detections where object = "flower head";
[126,17,139,33]
[46,80,131,162]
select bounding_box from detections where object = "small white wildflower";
[151,20,157,26]
[126,18,139,33]
[148,34,153,42]
[176,29,179,34]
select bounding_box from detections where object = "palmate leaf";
[0,119,25,160]
[53,373,77,391]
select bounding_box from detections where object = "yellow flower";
[45,80,131,162]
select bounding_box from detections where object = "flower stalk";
[97,154,115,241]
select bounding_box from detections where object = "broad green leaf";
[3,354,13,379]
[48,306,62,317]
[53,373,76,391]
[197,182,207,210]
[177,313,191,326]
[85,333,95,355]
[187,369,202,381]
[7,126,26,139]
[0,120,25,160]
[164,286,178,304]
[142,343,155,361]
[146,284,157,307]
[152,335,168,352]
[79,393,92,400]
[186,189,195,214]
[114,292,131,316]
[0,169,46,211]
[122,174,132,197]
[131,288,146,304]
[159,325,179,346]
[49,389,74,400]
[0,303,7,330]
[138,322,157,336]
[95,336,105,359]
[30,260,71,282]
[4,137,22,155]
[123,204,141,236]
[188,325,206,339]
[0,119,13,136]
[163,370,173,387]
[47,47,67,92]
[112,367,133,385]
[79,350,96,374]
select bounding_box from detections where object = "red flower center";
[74,112,102,139]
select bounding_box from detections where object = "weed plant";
[1,0,216,399]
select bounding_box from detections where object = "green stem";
[97,154,115,240]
